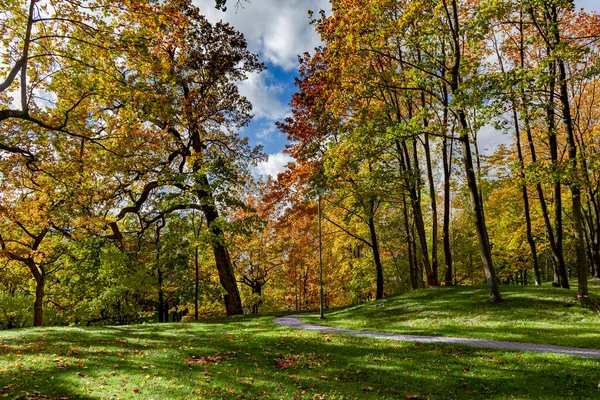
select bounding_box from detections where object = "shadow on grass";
[1,317,600,399]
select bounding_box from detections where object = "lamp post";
[317,190,325,319]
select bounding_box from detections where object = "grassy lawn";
[1,284,600,399]
[303,280,600,349]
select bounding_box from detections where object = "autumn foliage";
[2,0,600,328]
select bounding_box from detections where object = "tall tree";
[114,0,265,314]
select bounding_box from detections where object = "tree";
[1,0,265,321]
[116,0,265,314]
[306,0,501,300]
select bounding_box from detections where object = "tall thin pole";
[318,193,324,319]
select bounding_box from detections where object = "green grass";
[304,280,600,349]
[1,283,600,399]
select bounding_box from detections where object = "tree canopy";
[2,0,600,328]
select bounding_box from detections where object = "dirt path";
[273,314,600,358]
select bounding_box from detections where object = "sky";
[196,0,600,178]
[195,0,330,178]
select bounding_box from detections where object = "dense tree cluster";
[273,0,600,306]
[2,0,600,329]
[0,0,263,326]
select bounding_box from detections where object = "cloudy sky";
[195,0,600,177]
[195,0,330,178]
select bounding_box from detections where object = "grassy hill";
[303,280,600,348]
[1,282,599,399]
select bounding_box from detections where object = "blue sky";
[196,0,330,177]
[196,0,600,177]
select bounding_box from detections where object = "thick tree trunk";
[207,229,243,315]
[196,175,243,315]
[189,116,243,314]
[33,273,44,327]
[25,259,45,327]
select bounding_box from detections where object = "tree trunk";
[403,192,419,290]
[512,106,542,285]
[397,139,436,286]
[441,79,454,286]
[423,131,439,286]
[518,30,565,289]
[457,111,501,302]
[447,0,500,302]
[157,268,165,323]
[548,84,569,289]
[251,283,262,314]
[33,272,44,327]
[556,52,588,299]
[421,93,439,286]
[155,223,166,322]
[581,161,600,279]
[499,18,542,285]
[196,174,243,315]
[368,202,384,299]
[25,259,45,327]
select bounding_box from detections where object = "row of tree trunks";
[492,19,543,286]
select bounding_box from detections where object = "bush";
[0,290,33,329]
[70,286,148,326]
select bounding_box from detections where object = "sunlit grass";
[1,315,600,399]
[304,280,600,349]
[1,282,600,399]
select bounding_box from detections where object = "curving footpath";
[273,314,600,358]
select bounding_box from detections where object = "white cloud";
[255,123,279,140]
[195,0,330,71]
[193,1,330,127]
[237,70,289,121]
[476,123,512,155]
[252,152,293,178]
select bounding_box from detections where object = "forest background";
[1,0,600,329]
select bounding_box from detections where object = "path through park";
[273,315,600,358]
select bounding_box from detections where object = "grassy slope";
[0,283,598,399]
[304,280,600,349]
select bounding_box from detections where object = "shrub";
[0,290,33,329]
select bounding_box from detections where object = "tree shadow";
[1,315,599,399]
